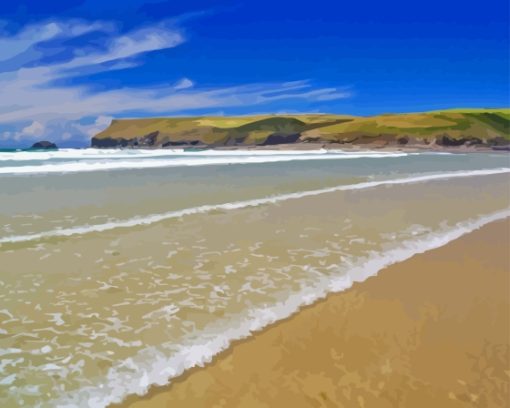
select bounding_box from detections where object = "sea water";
[0,149,509,407]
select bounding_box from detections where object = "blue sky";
[0,0,508,147]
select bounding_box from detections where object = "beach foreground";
[118,219,510,408]
[2,151,509,407]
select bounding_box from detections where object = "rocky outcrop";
[30,141,57,149]
[91,137,128,148]
[259,133,301,146]
[435,135,483,147]
[91,131,159,148]
[397,136,409,145]
[162,140,203,147]
[492,145,510,151]
[488,136,510,147]
[90,110,510,149]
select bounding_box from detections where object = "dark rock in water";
[259,133,301,146]
[31,141,57,149]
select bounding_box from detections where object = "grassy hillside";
[92,109,509,148]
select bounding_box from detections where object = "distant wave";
[0,148,419,161]
[1,167,508,245]
[53,208,510,408]
[0,150,413,175]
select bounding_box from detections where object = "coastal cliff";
[91,109,510,149]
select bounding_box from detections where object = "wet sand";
[116,218,510,408]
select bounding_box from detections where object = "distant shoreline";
[90,109,510,150]
[113,142,509,152]
[2,143,509,154]
[2,143,509,153]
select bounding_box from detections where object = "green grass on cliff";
[92,109,510,146]
[304,109,510,143]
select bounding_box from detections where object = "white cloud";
[0,120,46,143]
[62,26,184,70]
[77,116,114,138]
[21,121,45,137]
[0,19,351,146]
[174,77,194,90]
[0,78,350,127]
[0,20,112,62]
[0,23,61,61]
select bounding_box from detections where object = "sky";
[0,0,508,147]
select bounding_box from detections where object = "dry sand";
[116,219,510,408]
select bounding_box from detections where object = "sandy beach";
[1,3,508,406]
[1,150,508,407]
[117,219,510,408]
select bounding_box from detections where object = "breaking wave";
[1,167,508,245]
[0,150,414,175]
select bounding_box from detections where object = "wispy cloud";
[0,18,350,146]
[0,20,113,63]
[174,77,194,90]
[60,26,184,70]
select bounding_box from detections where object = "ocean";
[0,148,509,407]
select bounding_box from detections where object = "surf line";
[53,207,510,408]
[0,152,410,174]
[1,167,509,245]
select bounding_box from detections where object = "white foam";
[0,150,411,175]
[0,147,415,161]
[53,208,510,408]
[1,168,509,245]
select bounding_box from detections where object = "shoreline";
[115,218,510,408]
[91,143,509,153]
[185,143,509,153]
[3,142,509,153]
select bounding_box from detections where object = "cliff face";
[91,109,510,148]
